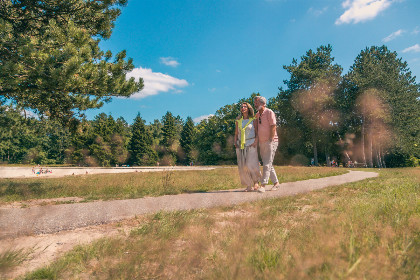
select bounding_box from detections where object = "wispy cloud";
[126,67,188,99]
[402,44,420,53]
[412,26,420,35]
[308,6,328,17]
[159,57,180,67]
[193,114,214,123]
[335,0,393,25]
[382,29,405,42]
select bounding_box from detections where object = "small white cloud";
[382,29,405,42]
[412,26,420,35]
[159,57,180,67]
[402,44,420,53]
[216,69,221,73]
[126,67,188,99]
[308,6,328,17]
[335,0,393,25]
[193,114,214,123]
[208,88,216,92]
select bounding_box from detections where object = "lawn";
[8,167,417,279]
[0,166,346,203]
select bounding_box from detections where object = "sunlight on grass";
[0,167,346,203]
[22,168,420,279]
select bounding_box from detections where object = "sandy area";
[0,166,216,179]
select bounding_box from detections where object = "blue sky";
[87,0,420,124]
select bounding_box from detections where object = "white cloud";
[126,67,188,99]
[308,6,328,17]
[159,57,180,67]
[193,114,214,123]
[402,44,420,53]
[412,26,420,35]
[382,29,404,42]
[208,88,216,92]
[335,0,393,25]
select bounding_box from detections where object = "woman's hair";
[237,102,255,119]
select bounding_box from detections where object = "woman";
[234,102,261,191]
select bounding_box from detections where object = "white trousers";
[236,146,261,188]
[259,141,278,185]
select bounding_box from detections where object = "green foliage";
[271,45,343,165]
[179,117,196,164]
[0,0,143,124]
[341,45,420,166]
[128,114,157,166]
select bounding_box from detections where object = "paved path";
[0,170,378,239]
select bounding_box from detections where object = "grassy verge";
[0,166,346,203]
[20,168,419,279]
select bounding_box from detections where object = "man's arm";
[270,125,276,141]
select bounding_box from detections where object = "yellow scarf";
[236,117,255,149]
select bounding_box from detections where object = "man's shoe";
[258,186,266,193]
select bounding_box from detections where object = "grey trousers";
[259,141,278,185]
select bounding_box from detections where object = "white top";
[237,119,256,147]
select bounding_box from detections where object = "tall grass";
[21,168,419,279]
[0,167,345,203]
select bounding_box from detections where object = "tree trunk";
[361,119,366,167]
[313,135,318,166]
[368,134,373,168]
[325,147,330,167]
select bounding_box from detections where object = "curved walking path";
[0,170,378,239]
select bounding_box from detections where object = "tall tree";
[0,0,143,124]
[340,45,420,167]
[128,114,157,166]
[272,45,343,165]
[179,116,196,164]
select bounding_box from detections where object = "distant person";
[254,96,280,192]
[234,102,261,192]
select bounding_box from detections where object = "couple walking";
[234,96,280,193]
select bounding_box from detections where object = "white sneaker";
[258,186,266,193]
[271,184,280,191]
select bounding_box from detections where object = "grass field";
[2,167,419,279]
[0,166,346,203]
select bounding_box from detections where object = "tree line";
[0,44,419,167]
[1,2,418,167]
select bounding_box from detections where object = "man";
[254,96,281,193]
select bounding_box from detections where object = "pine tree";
[161,111,177,149]
[129,114,157,166]
[341,45,420,167]
[180,117,195,164]
[0,0,143,124]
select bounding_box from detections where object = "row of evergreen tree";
[0,44,419,167]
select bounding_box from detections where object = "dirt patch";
[0,219,141,279]
[0,197,86,209]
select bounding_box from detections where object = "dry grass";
[0,166,345,203]
[20,168,420,279]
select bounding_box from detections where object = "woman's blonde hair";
[237,102,255,119]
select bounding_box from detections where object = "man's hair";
[254,96,267,105]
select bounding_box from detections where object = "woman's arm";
[251,119,258,147]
